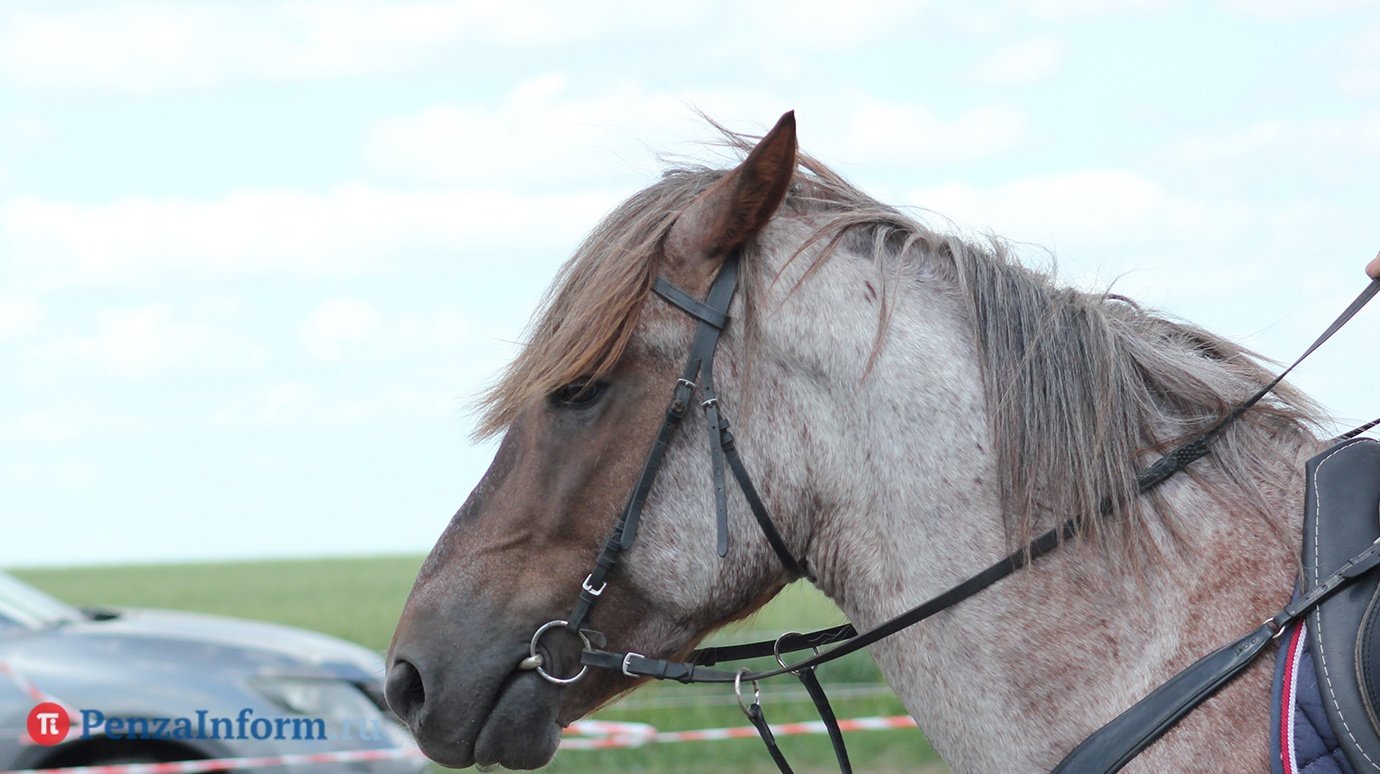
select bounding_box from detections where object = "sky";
[2,0,1378,568]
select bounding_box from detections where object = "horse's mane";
[477,133,1325,554]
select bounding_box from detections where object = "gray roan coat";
[387,113,1322,772]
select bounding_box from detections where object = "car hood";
[54,607,385,681]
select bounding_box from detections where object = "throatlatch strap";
[722,420,809,578]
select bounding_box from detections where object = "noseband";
[515,250,1380,774]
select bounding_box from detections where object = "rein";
[518,251,1380,774]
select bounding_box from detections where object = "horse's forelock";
[474,169,725,439]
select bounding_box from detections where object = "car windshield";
[0,572,83,632]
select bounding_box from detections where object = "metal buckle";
[518,620,591,685]
[734,668,761,718]
[620,651,644,678]
[582,574,606,597]
[1264,616,1287,640]
[772,630,821,673]
[701,397,719,410]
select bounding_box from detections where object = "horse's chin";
[474,671,563,769]
[414,670,563,770]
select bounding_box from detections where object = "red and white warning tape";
[0,662,49,704]
[561,714,918,749]
[7,715,918,771]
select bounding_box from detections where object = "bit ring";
[521,620,591,685]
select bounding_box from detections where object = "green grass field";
[12,556,946,773]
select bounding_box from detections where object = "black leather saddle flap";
[1303,438,1380,773]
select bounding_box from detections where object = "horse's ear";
[666,111,797,271]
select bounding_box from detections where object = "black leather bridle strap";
[569,256,813,634]
[720,419,809,577]
[797,667,852,774]
[566,260,742,633]
[1147,278,1380,474]
[746,702,795,774]
[651,260,808,572]
[685,457,1189,670]
[699,318,732,557]
[653,276,729,329]
[693,625,856,666]
[583,517,1083,684]
[1336,415,1380,442]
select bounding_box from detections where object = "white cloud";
[258,382,311,423]
[34,305,264,379]
[971,38,1063,85]
[300,298,382,362]
[2,184,621,287]
[0,1,583,93]
[396,309,475,356]
[1167,113,1380,184]
[0,1,939,93]
[0,295,41,337]
[365,74,689,186]
[1012,0,1177,18]
[1222,0,1372,19]
[734,0,929,50]
[14,410,83,443]
[300,301,479,364]
[0,1,784,94]
[909,169,1254,253]
[1339,24,1380,96]
[3,462,95,483]
[368,78,1030,186]
[843,101,1029,166]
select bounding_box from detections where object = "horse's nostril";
[385,658,426,723]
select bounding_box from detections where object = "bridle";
[515,249,1380,774]
[519,253,807,673]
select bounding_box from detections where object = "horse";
[384,112,1328,772]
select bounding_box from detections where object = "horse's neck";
[743,250,1306,772]
[823,476,1300,772]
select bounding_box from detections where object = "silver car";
[0,572,425,772]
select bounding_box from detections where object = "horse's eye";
[549,380,608,410]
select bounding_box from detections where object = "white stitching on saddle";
[1313,439,1380,771]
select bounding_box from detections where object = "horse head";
[385,114,828,769]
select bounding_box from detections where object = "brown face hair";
[384,113,799,771]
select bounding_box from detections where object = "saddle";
[1303,437,1380,772]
